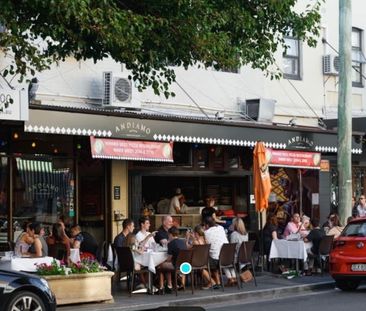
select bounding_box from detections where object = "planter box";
[43,271,114,305]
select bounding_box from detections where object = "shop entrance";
[269,167,320,224]
[130,173,251,230]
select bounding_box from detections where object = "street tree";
[0,0,323,97]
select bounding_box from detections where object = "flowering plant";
[35,259,105,276]
[69,258,105,274]
[35,259,66,276]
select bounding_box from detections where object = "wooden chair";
[157,249,193,296]
[190,244,212,293]
[218,243,239,291]
[317,235,334,275]
[115,246,148,296]
[237,240,257,287]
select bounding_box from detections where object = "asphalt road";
[206,286,366,311]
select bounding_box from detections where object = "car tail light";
[333,240,346,249]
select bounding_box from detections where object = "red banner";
[90,137,173,162]
[267,149,321,169]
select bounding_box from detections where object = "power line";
[175,80,211,119]
[274,62,322,120]
[322,38,366,80]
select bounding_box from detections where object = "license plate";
[351,264,366,271]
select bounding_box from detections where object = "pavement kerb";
[91,280,336,311]
[169,281,335,307]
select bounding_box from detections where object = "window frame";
[283,36,302,80]
[352,27,364,88]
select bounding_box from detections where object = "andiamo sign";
[0,84,28,121]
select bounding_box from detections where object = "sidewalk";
[58,273,335,311]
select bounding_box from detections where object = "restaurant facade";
[0,104,363,247]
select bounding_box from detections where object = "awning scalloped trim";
[24,124,363,154]
[153,134,288,149]
[25,125,113,137]
[91,154,173,162]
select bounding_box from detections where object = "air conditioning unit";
[323,54,340,75]
[239,98,276,123]
[102,72,140,109]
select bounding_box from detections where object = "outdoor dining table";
[134,249,168,294]
[269,239,312,272]
[134,249,169,274]
[0,255,56,272]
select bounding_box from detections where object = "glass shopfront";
[0,129,107,245]
[0,157,8,244]
[12,157,75,238]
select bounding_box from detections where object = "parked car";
[0,269,56,311]
[330,217,366,291]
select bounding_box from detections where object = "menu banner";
[90,137,173,162]
[268,149,321,169]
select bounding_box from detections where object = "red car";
[330,217,366,291]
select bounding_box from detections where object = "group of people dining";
[113,212,249,294]
[263,208,354,276]
[14,219,98,262]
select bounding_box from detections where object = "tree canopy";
[0,0,322,97]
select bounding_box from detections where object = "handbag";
[240,269,253,283]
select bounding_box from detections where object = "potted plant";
[36,259,114,305]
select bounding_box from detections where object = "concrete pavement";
[58,273,335,311]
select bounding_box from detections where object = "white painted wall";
[2,0,366,127]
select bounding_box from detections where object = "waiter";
[169,188,184,214]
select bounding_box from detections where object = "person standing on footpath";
[355,195,366,217]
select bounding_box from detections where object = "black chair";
[190,244,212,293]
[237,240,257,287]
[7,241,15,251]
[317,235,334,275]
[115,246,148,296]
[96,240,107,265]
[218,243,239,291]
[48,243,68,261]
[157,249,193,296]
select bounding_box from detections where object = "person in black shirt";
[201,196,226,225]
[113,219,135,248]
[70,225,99,258]
[263,214,280,258]
[304,218,325,275]
[154,215,173,246]
[158,226,187,293]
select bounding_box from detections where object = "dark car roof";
[348,217,366,224]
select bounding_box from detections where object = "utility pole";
[338,0,352,225]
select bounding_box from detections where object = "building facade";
[1,0,366,246]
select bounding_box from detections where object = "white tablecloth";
[0,256,56,272]
[269,239,308,261]
[134,250,168,274]
[70,248,80,264]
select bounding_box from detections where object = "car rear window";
[342,222,366,237]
